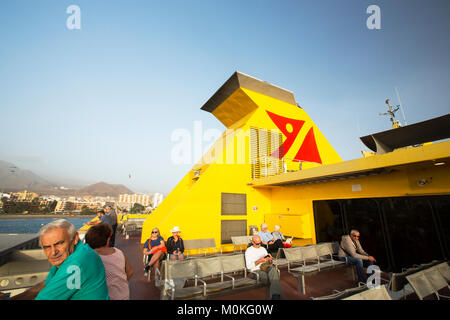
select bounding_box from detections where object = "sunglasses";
[351,235,360,238]
[254,242,262,246]
[152,231,158,234]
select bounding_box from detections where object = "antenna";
[380,99,401,128]
[394,86,407,126]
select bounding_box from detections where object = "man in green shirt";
[10,219,109,300]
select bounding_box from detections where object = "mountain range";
[0,160,133,197]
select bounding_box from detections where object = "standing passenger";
[85,223,134,300]
[105,205,118,247]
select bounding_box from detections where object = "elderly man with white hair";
[5,219,109,300]
[272,225,292,248]
[257,223,284,253]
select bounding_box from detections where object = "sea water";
[0,217,92,234]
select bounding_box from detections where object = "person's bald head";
[252,235,262,247]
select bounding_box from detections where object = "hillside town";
[0,190,163,215]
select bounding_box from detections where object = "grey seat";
[183,238,221,257]
[343,285,392,300]
[406,270,450,300]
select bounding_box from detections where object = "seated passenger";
[258,223,284,253]
[272,225,292,248]
[338,229,377,284]
[6,219,109,300]
[85,223,134,300]
[245,235,283,300]
[166,226,185,260]
[143,227,167,277]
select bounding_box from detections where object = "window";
[382,197,444,271]
[313,200,344,243]
[344,198,390,272]
[313,196,449,272]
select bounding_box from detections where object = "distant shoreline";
[0,214,96,219]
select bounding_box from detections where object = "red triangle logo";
[294,127,322,164]
[266,110,305,159]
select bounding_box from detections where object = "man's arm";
[342,237,370,260]
[10,280,45,300]
[124,255,134,280]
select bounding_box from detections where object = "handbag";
[259,260,272,272]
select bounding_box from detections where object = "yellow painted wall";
[141,85,342,250]
[266,156,450,243]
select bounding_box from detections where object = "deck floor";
[117,234,362,300]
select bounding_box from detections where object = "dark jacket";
[166,236,184,254]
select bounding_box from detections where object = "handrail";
[252,155,307,179]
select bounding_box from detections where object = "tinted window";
[344,198,390,271]
[313,200,344,243]
[382,197,443,271]
[430,195,450,259]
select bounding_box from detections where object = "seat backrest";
[183,238,216,250]
[343,293,363,300]
[275,248,284,260]
[315,243,332,258]
[283,247,302,263]
[221,253,246,273]
[231,236,251,246]
[167,259,197,279]
[330,241,340,255]
[406,271,436,300]
[390,266,421,292]
[301,246,318,261]
[435,262,450,282]
[423,267,448,292]
[312,291,347,300]
[360,286,392,300]
[196,256,223,278]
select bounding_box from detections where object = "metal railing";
[252,155,304,179]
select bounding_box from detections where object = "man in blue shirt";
[258,223,284,253]
[8,219,109,300]
[87,209,113,228]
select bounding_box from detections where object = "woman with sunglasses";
[143,228,167,277]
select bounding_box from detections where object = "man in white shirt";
[245,235,283,300]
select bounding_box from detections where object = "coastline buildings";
[118,193,164,210]
[13,190,40,202]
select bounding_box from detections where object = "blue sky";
[0,0,449,195]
